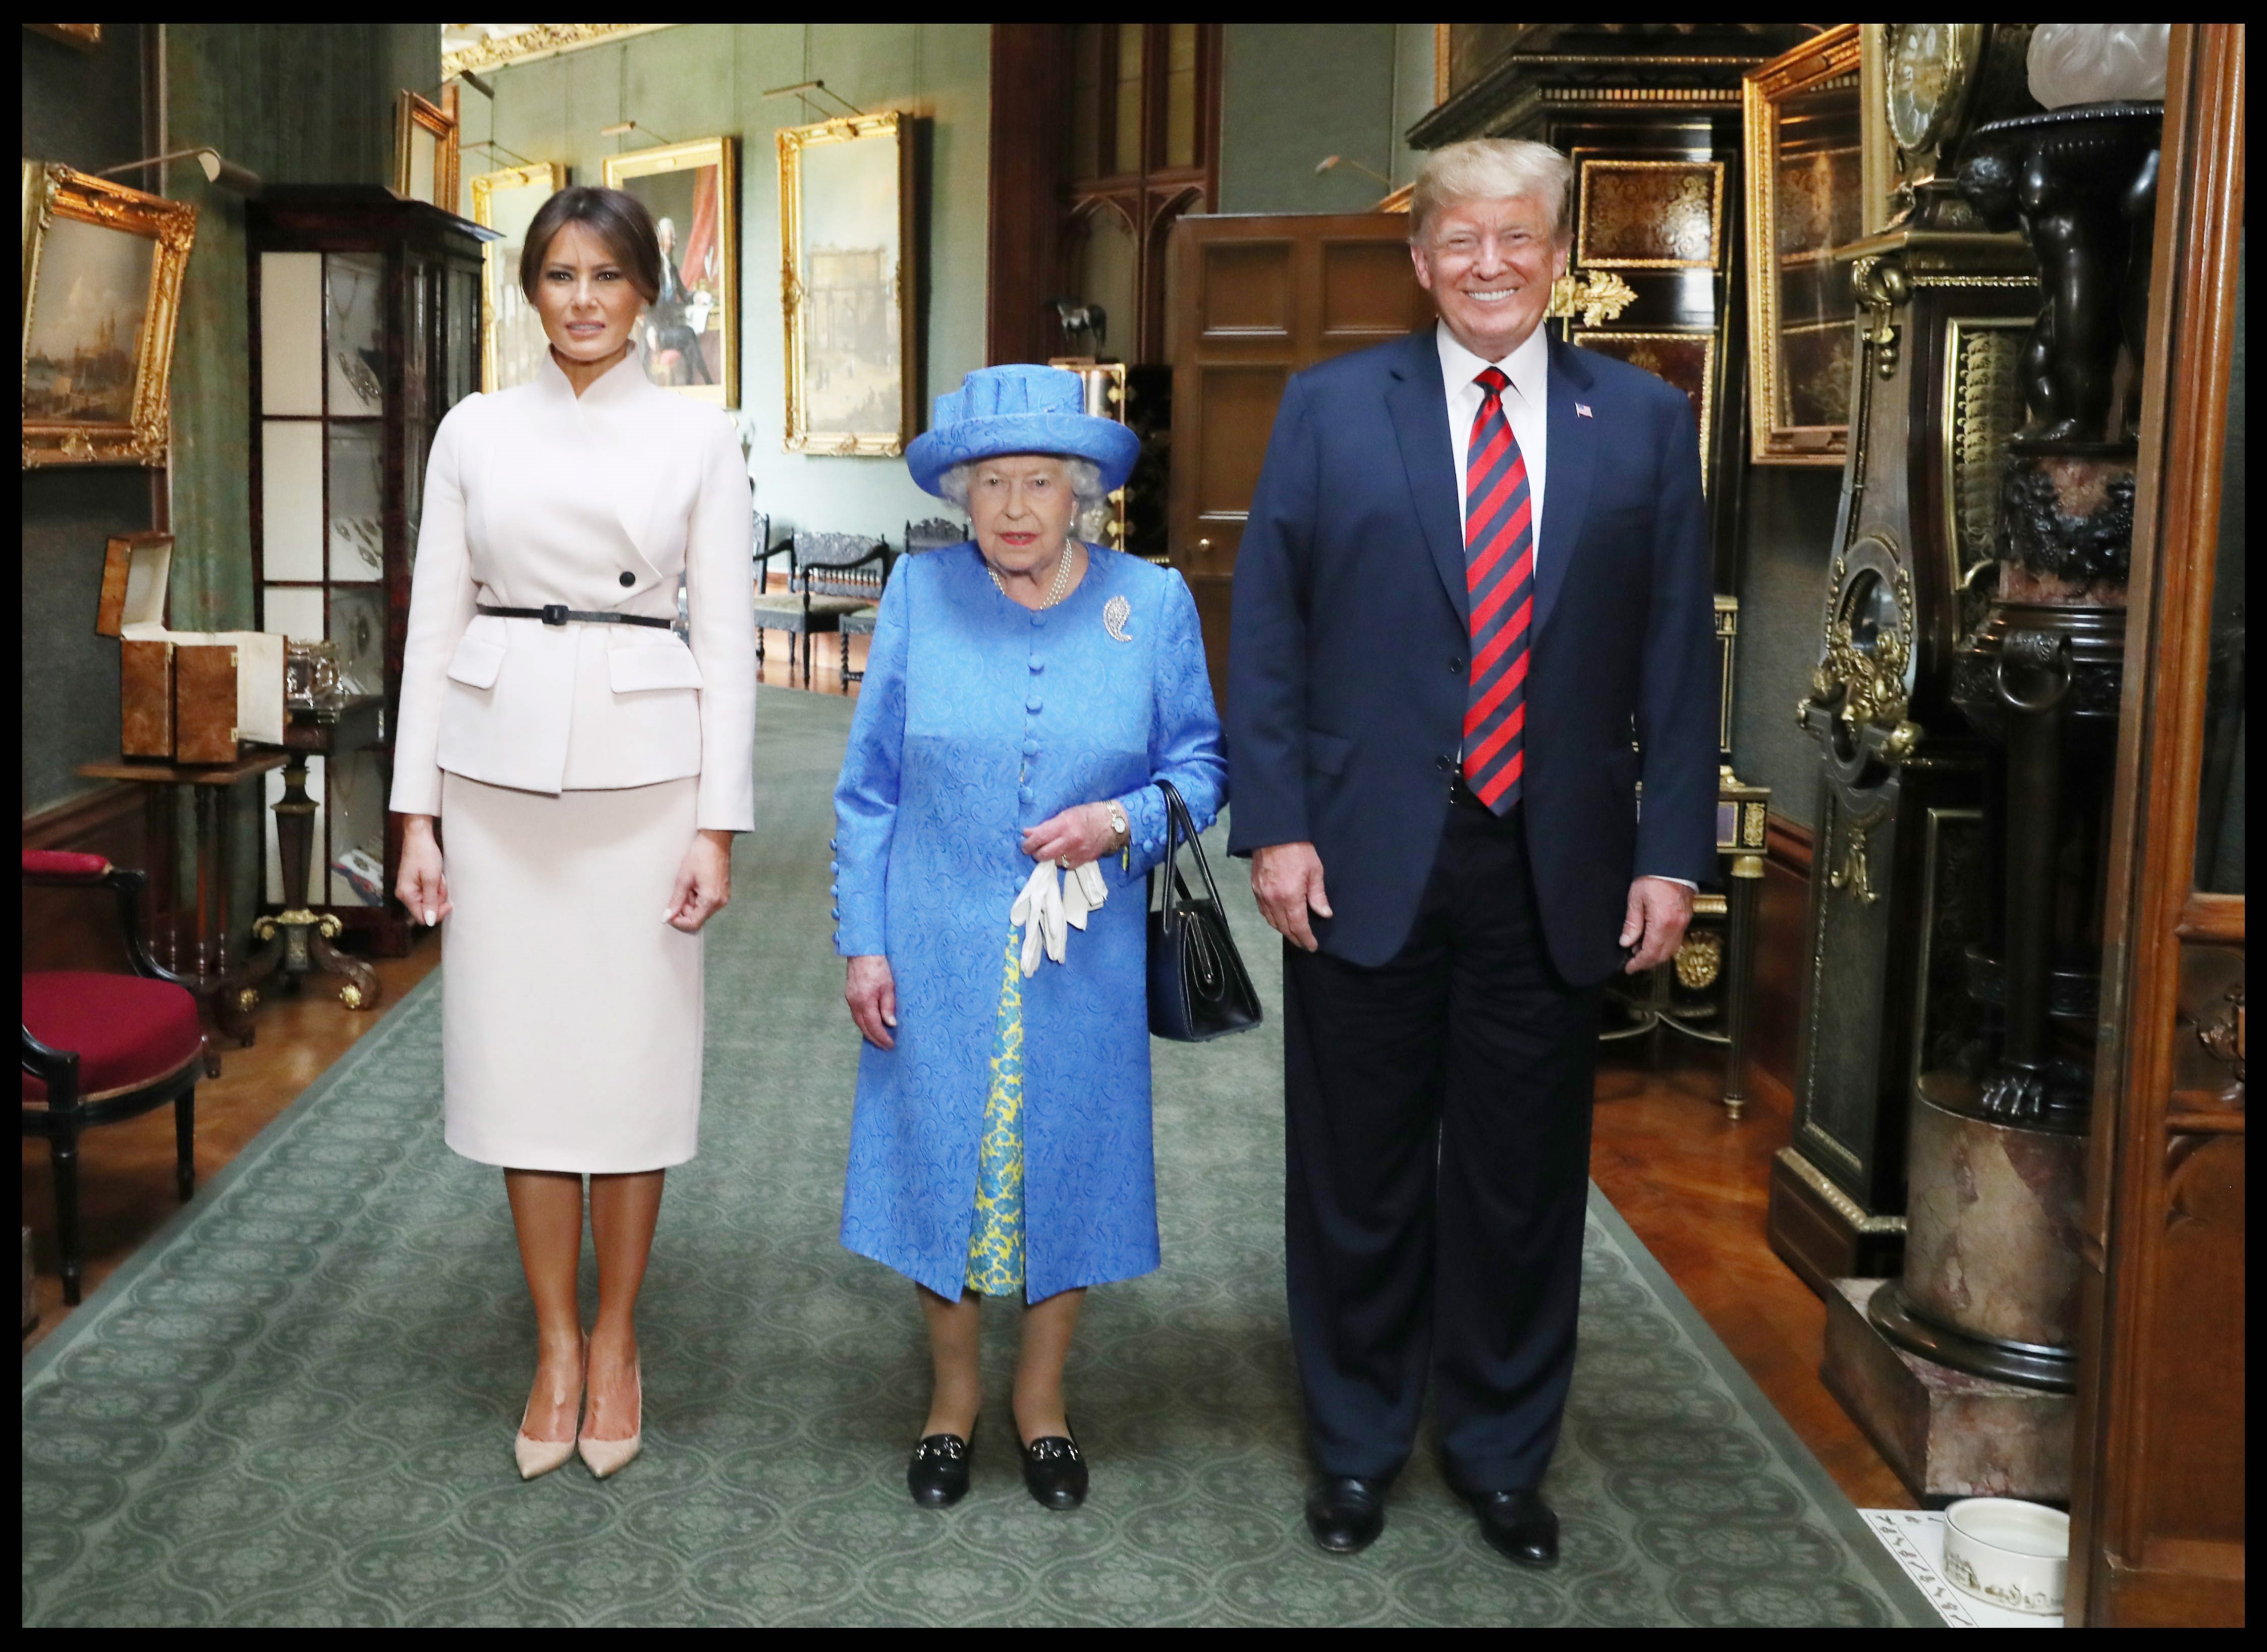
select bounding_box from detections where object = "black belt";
[476,603,672,630]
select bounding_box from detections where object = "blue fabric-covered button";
[1026,695,1042,712]
[1029,657,1045,674]
[1022,738,1039,755]
[1030,611,1045,627]
[1018,785,1035,803]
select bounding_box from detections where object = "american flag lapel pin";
[1575,402,1593,418]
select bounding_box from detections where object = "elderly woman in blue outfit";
[833,364,1228,1512]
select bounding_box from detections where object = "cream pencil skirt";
[439,770,703,1173]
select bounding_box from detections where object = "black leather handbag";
[1147,779,1262,1041]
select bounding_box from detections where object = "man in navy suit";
[1227,139,1718,1566]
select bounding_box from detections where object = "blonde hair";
[1408,139,1574,245]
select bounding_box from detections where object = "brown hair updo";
[518,186,662,305]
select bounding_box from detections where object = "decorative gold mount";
[1799,551,1923,775]
[1548,268,1637,328]
[442,24,672,80]
[1829,813,1881,906]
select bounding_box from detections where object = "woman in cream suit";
[391,187,756,1481]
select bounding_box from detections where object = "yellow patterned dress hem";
[966,924,1026,1296]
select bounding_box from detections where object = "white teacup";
[1942,1497,2069,1616]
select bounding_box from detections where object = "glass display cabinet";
[248,186,492,955]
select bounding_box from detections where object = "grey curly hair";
[937,455,1114,543]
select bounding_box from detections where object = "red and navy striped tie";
[1462,366,1533,814]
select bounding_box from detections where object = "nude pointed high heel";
[515,1337,586,1481]
[578,1358,642,1479]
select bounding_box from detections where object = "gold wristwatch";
[1105,799,1130,868]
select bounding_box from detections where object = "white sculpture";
[2026,24,2170,108]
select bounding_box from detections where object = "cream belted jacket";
[390,351,757,832]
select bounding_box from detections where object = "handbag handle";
[1153,779,1228,922]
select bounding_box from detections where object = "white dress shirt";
[1436,321,1695,895]
[1439,319,1550,573]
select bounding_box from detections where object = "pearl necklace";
[986,539,1076,610]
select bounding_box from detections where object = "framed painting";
[21,161,196,467]
[1571,328,1717,490]
[394,87,460,212]
[470,161,568,391]
[603,137,738,408]
[778,113,913,455]
[1743,25,1866,465]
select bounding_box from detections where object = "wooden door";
[1168,213,1433,704]
[2069,24,2246,1627]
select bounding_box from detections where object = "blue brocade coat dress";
[834,543,1228,1303]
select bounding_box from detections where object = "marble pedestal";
[1822,1278,2074,1505]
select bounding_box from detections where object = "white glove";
[1062,858,1107,931]
[1011,861,1067,977]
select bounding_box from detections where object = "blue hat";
[904,364,1141,498]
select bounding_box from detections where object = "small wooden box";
[97,533,286,760]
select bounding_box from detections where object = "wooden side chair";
[839,517,966,686]
[21,851,206,1305]
[782,530,891,690]
[749,511,804,674]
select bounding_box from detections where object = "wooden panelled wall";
[1165,213,1435,704]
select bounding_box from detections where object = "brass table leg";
[236,752,382,1014]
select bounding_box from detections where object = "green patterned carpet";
[22,690,1933,1627]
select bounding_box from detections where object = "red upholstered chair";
[21,850,206,1304]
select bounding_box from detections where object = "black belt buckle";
[540,603,569,626]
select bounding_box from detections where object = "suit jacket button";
[619,571,636,587]
[1435,755,1453,772]
[1449,655,1464,673]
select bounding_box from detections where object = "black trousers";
[1283,796,1601,1492]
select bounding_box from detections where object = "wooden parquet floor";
[21,865,1909,1511]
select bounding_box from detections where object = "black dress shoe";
[1304,1476,1386,1554]
[907,1431,972,1508]
[1471,1488,1559,1567]
[1019,1428,1088,1510]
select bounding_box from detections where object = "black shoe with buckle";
[1020,1428,1088,1510]
[907,1430,973,1508]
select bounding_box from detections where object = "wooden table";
[77,748,291,1065]
[234,695,385,1013]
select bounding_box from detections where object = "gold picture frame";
[470,160,568,393]
[1570,328,1718,493]
[21,161,196,467]
[394,87,460,211]
[778,113,913,455]
[1575,159,1726,271]
[604,136,738,409]
[1743,25,1864,466]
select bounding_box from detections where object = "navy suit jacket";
[1225,328,1718,983]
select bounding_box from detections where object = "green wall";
[21,23,436,818]
[22,24,155,817]
[1219,23,1436,214]
[462,24,990,542]
[1730,470,1842,830]
[162,25,444,637]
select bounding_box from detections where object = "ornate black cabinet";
[1767,25,2040,1289]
